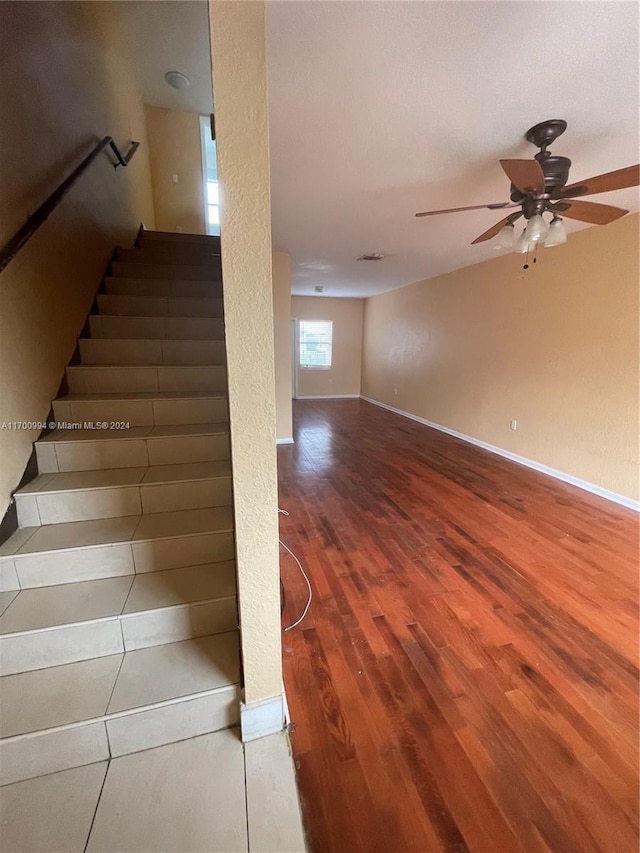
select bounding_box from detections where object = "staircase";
[0,230,241,788]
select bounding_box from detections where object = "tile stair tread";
[36,423,229,444]
[111,263,221,280]
[89,312,224,326]
[0,563,237,637]
[0,576,134,635]
[0,631,240,738]
[113,260,219,268]
[140,229,219,239]
[105,277,221,284]
[98,294,221,302]
[68,364,225,369]
[17,461,232,495]
[93,313,225,323]
[115,253,222,265]
[105,629,239,713]
[55,390,227,401]
[0,591,18,615]
[67,364,226,372]
[104,282,222,299]
[137,240,221,251]
[118,242,220,251]
[78,337,225,344]
[0,506,234,558]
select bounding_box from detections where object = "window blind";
[299,320,333,368]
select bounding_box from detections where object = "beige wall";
[273,252,293,441]
[292,296,364,397]
[145,106,205,235]
[209,0,283,710]
[0,1,155,516]
[362,214,640,502]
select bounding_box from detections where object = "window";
[299,320,333,368]
[199,115,220,236]
[206,180,220,231]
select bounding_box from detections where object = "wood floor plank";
[278,400,639,853]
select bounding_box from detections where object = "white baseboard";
[240,693,285,742]
[276,437,295,445]
[295,394,360,400]
[361,396,639,512]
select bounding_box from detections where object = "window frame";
[199,115,220,237]
[299,319,333,370]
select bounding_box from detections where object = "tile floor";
[0,730,307,853]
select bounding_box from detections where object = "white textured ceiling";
[117,1,213,116]
[266,1,640,297]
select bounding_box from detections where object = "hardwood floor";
[277,399,639,853]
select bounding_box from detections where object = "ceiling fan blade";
[471,214,517,245]
[500,159,545,195]
[415,202,510,218]
[561,164,640,198]
[559,199,628,225]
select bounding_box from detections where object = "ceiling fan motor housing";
[510,156,572,204]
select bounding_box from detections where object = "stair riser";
[89,315,224,340]
[105,278,222,298]
[107,688,239,757]
[35,433,230,473]
[53,397,229,427]
[0,598,237,676]
[116,248,221,267]
[0,686,238,786]
[16,478,232,526]
[139,233,220,249]
[66,366,227,395]
[2,531,235,590]
[112,262,219,281]
[97,295,222,317]
[79,339,226,366]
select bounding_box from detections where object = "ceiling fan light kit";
[493,223,515,251]
[415,119,639,268]
[514,229,533,254]
[545,216,568,247]
[524,214,548,243]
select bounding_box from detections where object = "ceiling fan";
[415,120,640,252]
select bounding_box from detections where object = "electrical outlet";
[176,225,183,233]
[394,387,398,395]
[510,420,517,431]
[172,174,179,183]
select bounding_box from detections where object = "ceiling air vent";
[314,286,324,293]
[357,252,385,261]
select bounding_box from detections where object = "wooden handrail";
[0,137,139,274]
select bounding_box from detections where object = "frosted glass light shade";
[494,224,515,250]
[524,214,549,243]
[545,217,567,247]
[514,228,533,253]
